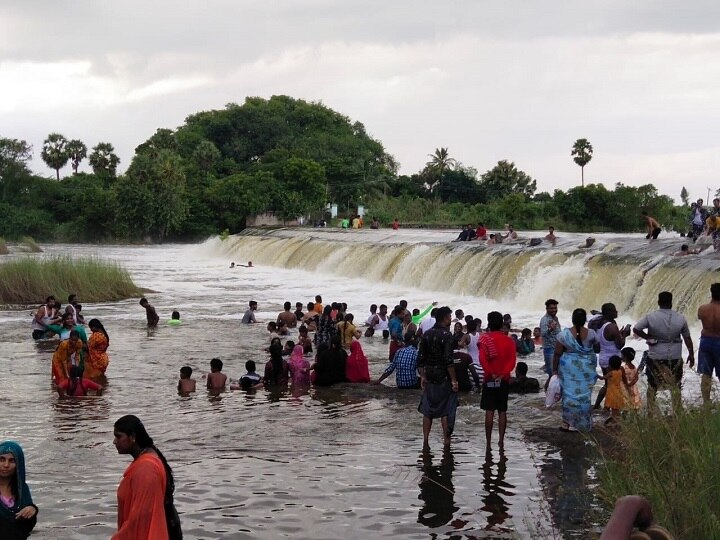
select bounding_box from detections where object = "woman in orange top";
[85,319,110,380]
[112,415,179,540]
[51,331,83,385]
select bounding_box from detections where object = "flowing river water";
[0,228,717,539]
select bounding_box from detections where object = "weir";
[213,228,720,318]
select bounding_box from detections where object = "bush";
[0,256,142,303]
[20,236,43,253]
[598,408,720,538]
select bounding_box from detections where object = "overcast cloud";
[2,0,719,201]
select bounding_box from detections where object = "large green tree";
[41,133,69,180]
[478,160,537,202]
[66,139,87,174]
[423,147,457,193]
[571,138,593,187]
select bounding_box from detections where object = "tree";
[0,138,33,201]
[89,142,120,178]
[680,186,689,206]
[192,140,221,176]
[41,133,69,180]
[66,139,87,174]
[478,160,537,202]
[272,158,326,220]
[423,147,457,192]
[571,138,593,187]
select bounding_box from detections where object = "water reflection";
[479,451,515,532]
[417,449,457,529]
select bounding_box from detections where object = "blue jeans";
[543,347,554,376]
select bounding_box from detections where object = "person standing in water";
[242,301,258,324]
[696,284,720,405]
[111,415,180,540]
[139,298,160,328]
[540,299,561,389]
[0,441,38,540]
[31,295,55,340]
[642,211,662,240]
[592,303,631,409]
[418,306,458,449]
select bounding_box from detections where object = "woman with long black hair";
[111,415,181,540]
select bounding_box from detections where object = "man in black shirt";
[418,306,459,449]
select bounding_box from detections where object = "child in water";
[601,355,631,424]
[56,366,103,397]
[206,358,227,390]
[230,360,264,390]
[298,326,313,354]
[178,366,196,394]
[168,311,182,325]
[621,347,641,409]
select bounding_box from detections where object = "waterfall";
[206,228,720,317]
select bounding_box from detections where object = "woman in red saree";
[345,340,370,383]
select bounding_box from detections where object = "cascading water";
[208,227,720,318]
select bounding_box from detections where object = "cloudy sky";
[2,1,719,201]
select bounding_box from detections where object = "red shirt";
[476,226,487,238]
[58,377,102,396]
[479,331,517,382]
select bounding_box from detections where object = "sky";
[1,0,719,201]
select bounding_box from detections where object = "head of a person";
[455,309,464,320]
[210,358,223,372]
[0,440,26,495]
[307,301,315,312]
[503,313,512,324]
[453,322,463,334]
[379,304,388,315]
[549,226,555,233]
[403,311,412,323]
[61,312,75,328]
[88,318,108,341]
[508,224,514,231]
[516,362,529,378]
[404,332,418,347]
[399,299,408,310]
[332,302,340,311]
[180,366,192,379]
[369,304,377,314]
[322,304,333,319]
[621,347,635,363]
[601,303,618,320]
[113,415,153,454]
[171,311,180,320]
[247,261,253,267]
[680,244,689,252]
[609,355,622,370]
[296,302,303,310]
[435,306,452,327]
[533,327,541,338]
[298,325,308,336]
[487,311,503,332]
[249,301,258,311]
[412,308,420,316]
[230,262,235,267]
[284,340,295,351]
[658,291,673,309]
[698,198,704,206]
[521,328,532,339]
[315,295,322,303]
[464,315,473,325]
[267,321,278,332]
[712,283,720,301]
[284,301,291,311]
[270,337,281,348]
[245,360,256,373]
[489,234,495,239]
[45,295,55,307]
[68,294,77,305]
[269,342,284,360]
[344,313,354,323]
[430,308,438,319]
[545,299,559,317]
[572,308,587,330]
[467,319,477,333]
[139,297,148,307]
[75,303,82,313]
[68,329,81,346]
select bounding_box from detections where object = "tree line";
[0,95,694,241]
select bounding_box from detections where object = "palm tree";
[41,133,69,180]
[424,147,457,192]
[66,139,87,174]
[571,138,593,187]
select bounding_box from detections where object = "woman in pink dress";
[345,340,370,383]
[289,345,311,386]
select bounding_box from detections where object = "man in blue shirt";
[374,333,421,388]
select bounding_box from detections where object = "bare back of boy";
[206,372,227,390]
[179,378,197,393]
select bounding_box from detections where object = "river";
[0,228,714,539]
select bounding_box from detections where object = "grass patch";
[0,238,8,255]
[0,256,142,303]
[598,407,720,538]
[20,236,43,253]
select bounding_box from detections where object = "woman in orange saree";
[51,331,83,385]
[85,319,110,380]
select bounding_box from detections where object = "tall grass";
[20,236,43,253]
[0,237,8,255]
[0,256,142,303]
[598,408,720,538]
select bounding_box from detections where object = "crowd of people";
[9,278,720,539]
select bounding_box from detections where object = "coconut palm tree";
[571,138,593,187]
[424,147,457,192]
